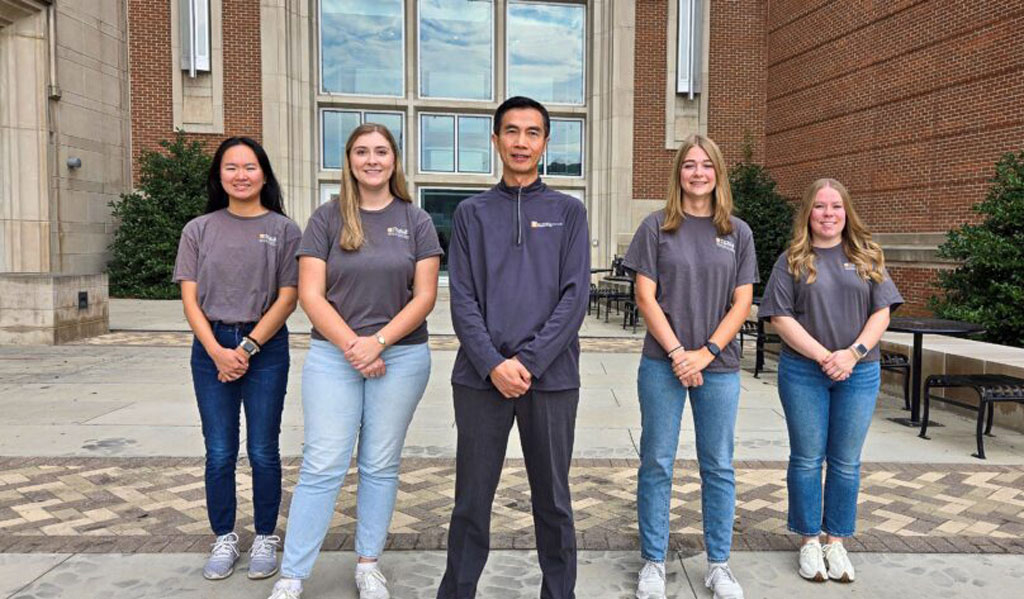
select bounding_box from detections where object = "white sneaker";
[202,532,239,580]
[267,579,302,599]
[355,565,390,599]
[823,542,855,582]
[636,560,666,599]
[798,541,827,582]
[705,563,744,599]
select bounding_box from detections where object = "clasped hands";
[345,336,386,378]
[213,345,249,383]
[818,348,857,381]
[490,357,532,399]
[671,347,713,388]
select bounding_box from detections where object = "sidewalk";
[0,297,1022,597]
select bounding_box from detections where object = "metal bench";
[880,350,911,410]
[919,374,1024,459]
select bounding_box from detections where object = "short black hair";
[493,96,550,138]
[206,137,285,215]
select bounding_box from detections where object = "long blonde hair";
[662,134,734,236]
[787,178,885,284]
[338,123,411,250]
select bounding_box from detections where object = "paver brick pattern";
[1,457,1022,555]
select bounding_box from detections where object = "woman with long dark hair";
[173,137,301,582]
[759,178,902,584]
[267,124,441,599]
[625,134,757,599]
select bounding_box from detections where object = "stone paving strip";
[1,457,1021,555]
[70,332,644,354]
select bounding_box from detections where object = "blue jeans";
[636,356,740,563]
[778,351,880,537]
[281,339,430,579]
[191,322,289,536]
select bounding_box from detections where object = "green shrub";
[108,132,211,298]
[930,150,1024,348]
[730,153,793,296]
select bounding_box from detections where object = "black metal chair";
[920,374,1024,459]
[739,319,778,378]
[880,350,911,410]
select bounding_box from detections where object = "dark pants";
[191,322,289,536]
[437,384,579,599]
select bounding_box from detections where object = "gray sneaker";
[203,532,240,580]
[248,534,281,579]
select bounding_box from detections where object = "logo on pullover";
[531,220,564,228]
[715,237,735,253]
[258,233,278,247]
[387,226,410,239]
[843,262,857,271]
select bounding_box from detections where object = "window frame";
[318,0,407,98]
[320,108,406,171]
[180,0,211,76]
[541,117,585,178]
[416,0,495,102]
[505,0,587,107]
[418,112,494,175]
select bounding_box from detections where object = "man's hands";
[672,347,712,388]
[820,349,856,381]
[490,357,532,399]
[344,337,386,379]
[214,346,249,382]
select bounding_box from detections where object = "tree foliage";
[108,132,210,298]
[730,150,793,296]
[930,150,1024,347]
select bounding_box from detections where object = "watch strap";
[705,341,721,357]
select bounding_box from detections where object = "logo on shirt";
[715,237,736,253]
[387,226,410,240]
[843,262,857,271]
[531,221,564,228]
[258,233,278,247]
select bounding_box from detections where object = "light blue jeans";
[777,350,880,538]
[636,356,740,563]
[280,339,430,579]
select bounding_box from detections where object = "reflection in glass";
[322,111,361,169]
[421,188,484,274]
[321,0,404,96]
[507,2,585,105]
[420,0,493,99]
[365,112,405,156]
[421,115,456,172]
[546,119,583,176]
[458,116,491,173]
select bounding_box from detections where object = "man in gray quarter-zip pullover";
[437,97,590,599]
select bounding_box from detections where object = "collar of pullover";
[496,177,545,199]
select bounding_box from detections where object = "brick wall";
[127,0,262,182]
[764,0,1024,310]
[632,0,767,202]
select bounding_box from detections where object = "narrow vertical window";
[676,0,703,98]
[180,0,211,77]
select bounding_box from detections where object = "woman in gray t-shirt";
[624,134,757,599]
[271,124,442,599]
[758,178,903,584]
[173,137,302,581]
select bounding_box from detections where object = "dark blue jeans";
[191,322,289,536]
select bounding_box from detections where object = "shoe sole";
[248,565,279,580]
[203,566,235,581]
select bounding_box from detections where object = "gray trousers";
[437,384,579,599]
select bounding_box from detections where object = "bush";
[930,150,1024,348]
[730,152,793,296]
[108,132,211,298]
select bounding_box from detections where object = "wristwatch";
[704,341,721,358]
[238,336,261,358]
[376,333,387,347]
[850,343,868,360]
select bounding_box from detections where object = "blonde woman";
[758,178,902,584]
[624,135,757,599]
[268,124,442,599]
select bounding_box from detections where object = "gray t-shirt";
[757,244,904,362]
[173,209,302,324]
[297,199,443,344]
[623,211,759,372]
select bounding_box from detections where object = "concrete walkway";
[1,298,1022,598]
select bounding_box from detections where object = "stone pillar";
[0,273,109,344]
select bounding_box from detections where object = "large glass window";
[420,188,485,274]
[419,0,493,100]
[540,118,583,177]
[321,0,404,96]
[507,2,585,105]
[322,109,404,170]
[420,114,492,174]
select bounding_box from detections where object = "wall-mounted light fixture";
[66,157,82,169]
